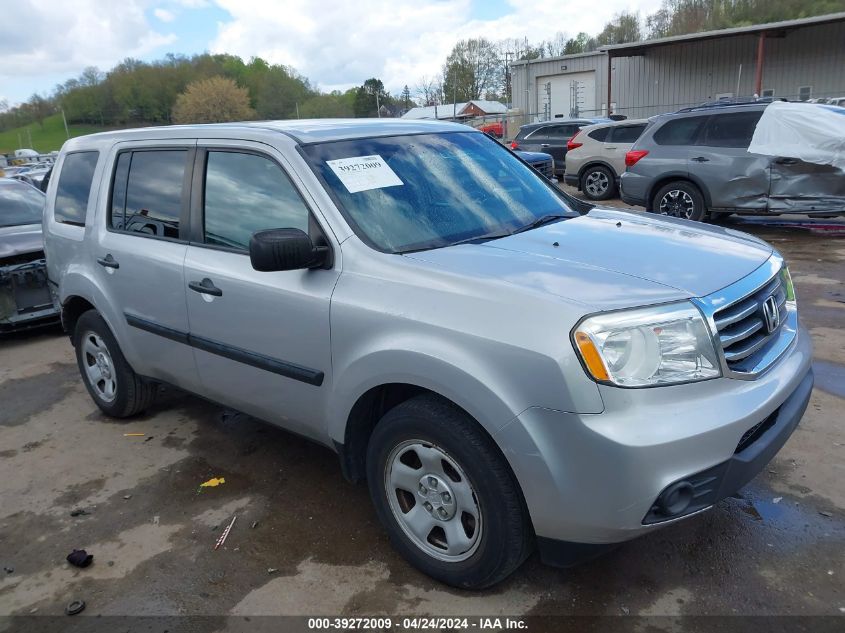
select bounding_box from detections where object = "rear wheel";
[581,165,615,201]
[74,310,157,418]
[366,394,533,589]
[653,181,706,221]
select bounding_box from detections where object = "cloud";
[209,0,665,94]
[154,7,177,22]
[0,1,175,84]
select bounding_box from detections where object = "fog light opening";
[657,481,694,517]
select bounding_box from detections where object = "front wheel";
[652,181,706,221]
[74,310,157,418]
[366,394,533,589]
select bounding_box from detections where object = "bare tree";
[414,76,439,106]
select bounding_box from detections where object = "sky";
[0,0,665,107]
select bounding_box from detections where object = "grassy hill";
[0,114,106,154]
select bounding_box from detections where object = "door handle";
[189,278,223,297]
[691,156,710,162]
[775,157,799,165]
[96,254,119,269]
[605,146,617,150]
[540,144,551,148]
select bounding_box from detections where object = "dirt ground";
[1,198,843,630]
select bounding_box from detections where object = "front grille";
[713,272,787,374]
[533,159,554,179]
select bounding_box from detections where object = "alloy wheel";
[81,331,117,403]
[585,170,609,197]
[659,189,695,219]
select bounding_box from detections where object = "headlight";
[572,302,721,387]
[781,266,796,305]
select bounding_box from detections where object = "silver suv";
[620,102,845,220]
[44,120,813,589]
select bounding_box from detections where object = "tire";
[652,181,707,221]
[366,394,533,589]
[73,310,157,418]
[580,165,616,201]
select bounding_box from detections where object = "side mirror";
[249,228,328,272]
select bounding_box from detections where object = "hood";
[515,150,553,162]
[407,209,773,311]
[0,224,44,259]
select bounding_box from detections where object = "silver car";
[44,120,813,589]
[620,102,845,220]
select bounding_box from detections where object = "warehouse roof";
[601,11,845,56]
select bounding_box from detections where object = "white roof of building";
[402,100,508,120]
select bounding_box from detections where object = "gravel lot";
[1,197,843,629]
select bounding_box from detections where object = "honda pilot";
[44,119,813,589]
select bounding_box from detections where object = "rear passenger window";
[54,151,98,226]
[700,111,763,148]
[588,128,609,142]
[203,151,310,250]
[110,150,187,239]
[653,117,707,146]
[610,124,646,144]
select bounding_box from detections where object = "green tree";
[442,38,502,102]
[354,78,390,117]
[172,76,256,124]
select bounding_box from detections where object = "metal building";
[509,12,845,122]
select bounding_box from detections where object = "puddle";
[813,360,845,398]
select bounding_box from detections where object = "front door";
[183,142,339,441]
[768,158,845,214]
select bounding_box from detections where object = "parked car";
[563,119,648,200]
[0,179,60,332]
[827,97,845,107]
[45,120,812,589]
[510,118,610,176]
[478,121,504,138]
[620,101,845,220]
[514,150,554,179]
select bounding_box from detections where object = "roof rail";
[674,97,787,113]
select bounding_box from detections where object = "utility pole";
[296,102,300,119]
[376,91,381,117]
[61,108,70,139]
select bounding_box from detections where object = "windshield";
[303,132,576,253]
[0,181,45,228]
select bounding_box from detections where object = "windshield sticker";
[326,155,403,193]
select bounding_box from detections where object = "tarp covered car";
[0,179,59,332]
[748,101,845,214]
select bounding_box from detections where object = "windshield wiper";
[512,214,570,235]
[447,230,512,247]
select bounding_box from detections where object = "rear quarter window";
[54,151,99,226]
[653,116,708,146]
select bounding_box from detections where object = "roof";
[402,100,508,120]
[510,50,605,66]
[519,117,611,129]
[62,118,478,148]
[602,11,845,56]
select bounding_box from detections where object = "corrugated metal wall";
[510,20,845,122]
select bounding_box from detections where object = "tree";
[353,78,390,117]
[442,38,502,103]
[595,11,642,46]
[414,76,439,106]
[172,76,255,124]
[299,90,355,118]
[401,85,412,110]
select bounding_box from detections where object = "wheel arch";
[646,173,712,210]
[578,159,618,181]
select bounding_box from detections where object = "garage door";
[536,71,596,119]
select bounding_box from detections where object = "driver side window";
[203,151,310,250]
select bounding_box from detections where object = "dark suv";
[511,119,609,176]
[620,102,845,221]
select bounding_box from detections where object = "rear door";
[182,141,339,441]
[691,110,769,211]
[95,142,201,391]
[604,123,646,176]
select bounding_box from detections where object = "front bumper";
[496,324,813,564]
